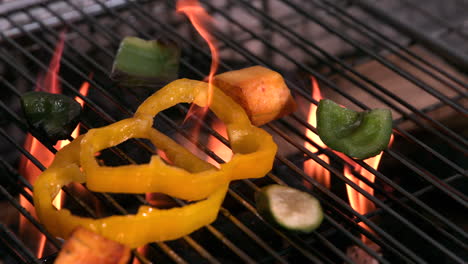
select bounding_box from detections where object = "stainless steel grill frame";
[0,0,466,263]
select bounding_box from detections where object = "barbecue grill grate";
[0,0,467,263]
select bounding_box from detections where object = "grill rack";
[0,0,466,263]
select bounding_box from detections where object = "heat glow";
[304,77,330,188]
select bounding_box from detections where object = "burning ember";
[18,31,90,257]
[304,77,331,188]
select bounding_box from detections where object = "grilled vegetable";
[54,227,130,264]
[81,79,277,200]
[213,66,297,126]
[34,78,277,248]
[316,99,392,159]
[21,91,81,143]
[111,36,180,87]
[34,135,229,248]
[255,184,323,233]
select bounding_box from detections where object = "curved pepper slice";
[80,79,277,200]
[316,99,392,159]
[34,136,228,248]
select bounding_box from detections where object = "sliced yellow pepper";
[34,78,277,247]
[80,79,277,201]
[34,136,228,248]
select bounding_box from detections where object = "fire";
[36,30,66,93]
[132,246,148,264]
[177,0,218,108]
[19,30,92,257]
[19,30,67,257]
[52,80,90,209]
[177,0,225,166]
[19,81,89,256]
[206,119,232,168]
[304,77,330,188]
[18,135,53,257]
[343,134,394,243]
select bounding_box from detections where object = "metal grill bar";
[275,0,467,144]
[397,0,468,41]
[5,3,454,260]
[318,0,467,91]
[197,1,468,258]
[0,0,138,38]
[0,161,61,250]
[146,113,331,261]
[0,72,189,263]
[270,126,465,263]
[0,223,39,264]
[284,115,468,246]
[198,0,464,227]
[0,0,466,263]
[52,3,334,262]
[105,5,410,262]
[353,0,468,70]
[198,0,468,176]
[204,0,467,175]
[273,154,425,263]
[50,2,380,262]
[0,9,327,261]
[241,180,391,264]
[174,0,466,256]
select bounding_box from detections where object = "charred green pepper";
[316,99,392,159]
[21,91,81,143]
[111,37,180,87]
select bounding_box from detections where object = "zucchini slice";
[255,185,323,233]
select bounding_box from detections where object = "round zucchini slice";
[255,185,323,233]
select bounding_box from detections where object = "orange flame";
[177,0,222,165]
[19,81,89,257]
[177,0,218,108]
[206,119,232,168]
[343,134,394,243]
[52,80,90,209]
[19,29,92,256]
[304,77,330,188]
[132,246,148,264]
[156,149,171,164]
[18,136,53,257]
[36,30,66,93]
[19,31,67,257]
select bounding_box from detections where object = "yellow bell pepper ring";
[34,137,229,249]
[80,79,277,200]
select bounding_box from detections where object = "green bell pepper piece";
[21,91,81,144]
[111,37,180,87]
[316,99,392,159]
